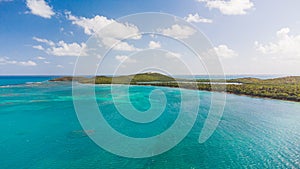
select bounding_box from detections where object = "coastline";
[133,82,300,103]
[49,73,300,103]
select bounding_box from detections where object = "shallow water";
[0,78,300,168]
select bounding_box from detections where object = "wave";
[0,85,11,88]
[25,82,43,85]
[0,81,44,88]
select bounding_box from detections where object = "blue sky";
[0,0,300,75]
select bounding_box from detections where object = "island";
[50,72,300,102]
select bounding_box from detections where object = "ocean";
[0,76,59,86]
[0,76,300,168]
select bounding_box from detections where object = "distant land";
[50,73,300,102]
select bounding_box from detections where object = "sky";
[0,0,300,75]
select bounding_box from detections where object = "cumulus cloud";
[148,41,161,49]
[36,56,45,60]
[184,13,213,23]
[115,55,136,63]
[65,12,141,51]
[26,0,55,19]
[0,57,37,66]
[115,55,128,62]
[165,51,182,59]
[101,37,140,51]
[32,45,44,50]
[33,37,87,56]
[213,45,238,58]
[198,0,254,15]
[33,37,55,46]
[160,24,196,39]
[19,60,37,66]
[255,27,300,58]
[50,41,87,56]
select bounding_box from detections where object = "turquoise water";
[0,76,58,86]
[1,78,300,168]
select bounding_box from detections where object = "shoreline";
[49,73,300,103]
[131,83,300,103]
[69,81,300,103]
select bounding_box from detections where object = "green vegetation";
[94,72,175,84]
[50,72,176,84]
[225,77,300,101]
[50,73,300,102]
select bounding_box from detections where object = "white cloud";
[148,41,161,49]
[65,12,141,51]
[115,55,136,63]
[198,0,254,15]
[114,42,139,51]
[19,60,37,66]
[66,12,113,35]
[36,56,45,60]
[56,65,64,68]
[33,37,55,46]
[165,51,182,59]
[213,45,238,58]
[184,13,213,23]
[150,34,157,38]
[44,61,50,64]
[115,55,128,62]
[255,27,300,58]
[33,37,87,56]
[49,41,87,56]
[26,0,55,19]
[0,57,37,66]
[160,24,196,39]
[32,45,44,50]
[101,37,140,51]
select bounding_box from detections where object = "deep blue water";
[0,76,59,86]
[0,77,300,168]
